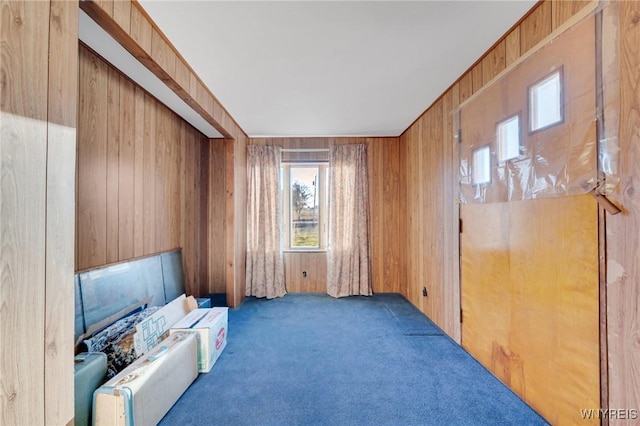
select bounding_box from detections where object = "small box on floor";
[170,307,228,373]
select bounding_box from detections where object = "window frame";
[281,162,328,252]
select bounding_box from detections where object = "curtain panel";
[246,145,286,299]
[327,144,372,298]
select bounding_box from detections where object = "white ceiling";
[138,1,536,138]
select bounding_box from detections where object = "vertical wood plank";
[459,72,474,103]
[179,121,188,285]
[45,1,77,424]
[552,0,591,30]
[174,58,190,95]
[118,77,135,260]
[133,86,145,257]
[166,110,180,249]
[182,125,194,293]
[193,131,203,295]
[106,67,120,262]
[155,103,168,252]
[151,27,176,80]
[482,40,506,85]
[369,139,383,292]
[199,136,210,294]
[142,94,156,254]
[384,138,401,293]
[471,63,483,94]
[112,0,131,35]
[234,134,248,306]
[1,2,49,423]
[94,0,113,18]
[442,85,461,343]
[520,0,553,54]
[130,3,152,56]
[607,1,640,422]
[77,47,108,269]
[505,27,521,67]
[225,138,236,306]
[209,139,227,294]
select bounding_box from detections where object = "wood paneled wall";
[249,138,403,295]
[607,1,640,422]
[399,0,595,344]
[80,0,249,307]
[1,1,78,424]
[401,0,640,420]
[76,45,213,297]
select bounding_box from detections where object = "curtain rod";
[281,148,330,152]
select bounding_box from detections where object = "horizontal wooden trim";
[80,0,245,140]
[131,0,246,137]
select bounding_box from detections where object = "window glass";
[497,115,520,162]
[472,145,491,185]
[530,69,563,132]
[289,166,320,249]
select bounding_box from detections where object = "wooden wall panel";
[481,40,506,85]
[284,252,328,293]
[208,139,227,294]
[402,100,450,328]
[458,72,474,104]
[142,96,157,254]
[552,0,591,30]
[45,2,78,423]
[399,0,595,338]
[249,137,403,295]
[133,86,145,257]
[505,28,521,67]
[76,45,216,299]
[234,134,248,306]
[199,139,211,293]
[520,0,553,55]
[1,1,77,424]
[606,1,640,422]
[78,46,109,269]
[118,77,135,260]
[80,0,250,309]
[106,66,120,263]
[1,3,49,424]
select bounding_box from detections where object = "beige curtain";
[327,144,372,298]
[246,145,286,299]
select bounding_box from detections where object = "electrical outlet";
[422,287,428,297]
[302,271,307,278]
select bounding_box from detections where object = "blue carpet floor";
[160,293,548,425]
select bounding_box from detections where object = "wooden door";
[459,14,600,425]
[460,197,600,424]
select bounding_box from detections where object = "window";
[471,145,491,185]
[529,68,563,133]
[496,114,521,162]
[281,163,328,250]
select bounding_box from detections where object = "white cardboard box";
[170,307,228,373]
[133,294,198,356]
